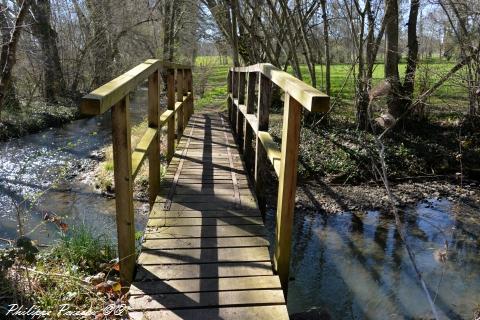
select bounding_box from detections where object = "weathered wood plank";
[130,275,280,295]
[141,236,268,250]
[129,289,285,310]
[155,195,255,205]
[147,216,263,227]
[144,225,266,239]
[138,247,271,265]
[135,261,274,281]
[129,305,289,320]
[149,208,261,219]
[153,201,257,211]
[158,186,252,196]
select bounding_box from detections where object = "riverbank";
[0,226,129,319]
[280,178,479,214]
[0,101,80,141]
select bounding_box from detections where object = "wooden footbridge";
[81,60,329,319]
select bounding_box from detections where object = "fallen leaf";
[95,282,112,293]
[112,282,122,293]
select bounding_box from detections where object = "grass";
[50,225,116,272]
[194,57,466,106]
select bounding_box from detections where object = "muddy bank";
[264,176,480,215]
[0,104,80,141]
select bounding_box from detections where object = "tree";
[30,0,66,102]
[320,0,330,94]
[0,0,30,116]
[384,0,402,119]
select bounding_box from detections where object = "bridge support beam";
[148,70,160,207]
[273,93,302,290]
[111,97,135,286]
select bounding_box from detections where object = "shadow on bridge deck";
[128,110,289,320]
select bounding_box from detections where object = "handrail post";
[185,68,193,119]
[111,96,135,285]
[182,69,189,127]
[237,72,246,153]
[254,74,272,215]
[231,71,238,132]
[148,70,160,206]
[176,69,184,142]
[166,68,175,162]
[227,70,233,123]
[244,71,256,175]
[273,93,302,290]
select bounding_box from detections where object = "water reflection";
[265,199,480,319]
[0,87,150,246]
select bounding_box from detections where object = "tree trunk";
[230,0,240,66]
[384,0,403,118]
[402,0,420,107]
[86,0,115,88]
[163,0,172,61]
[31,0,66,102]
[320,0,330,95]
[0,3,19,110]
[0,0,30,116]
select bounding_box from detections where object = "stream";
[265,199,480,319]
[0,88,150,247]
[1,87,479,318]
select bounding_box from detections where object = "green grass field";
[193,56,469,117]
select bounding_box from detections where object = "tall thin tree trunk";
[402,0,420,107]
[0,3,19,110]
[0,0,30,116]
[86,0,114,88]
[384,0,402,118]
[320,0,330,95]
[31,0,66,102]
[230,0,240,66]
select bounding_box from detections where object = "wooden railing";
[228,63,329,289]
[81,59,194,284]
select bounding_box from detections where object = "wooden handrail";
[81,59,194,286]
[228,65,330,291]
[230,63,329,112]
[81,59,191,115]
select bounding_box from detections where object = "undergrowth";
[0,226,127,319]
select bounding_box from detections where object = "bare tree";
[30,0,66,102]
[0,0,30,116]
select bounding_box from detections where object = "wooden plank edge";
[257,131,281,176]
[131,127,157,179]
